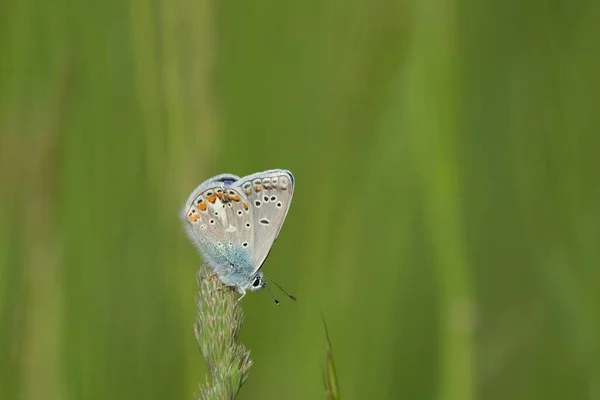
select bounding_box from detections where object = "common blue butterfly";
[182,169,296,304]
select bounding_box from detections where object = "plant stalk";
[194,265,252,400]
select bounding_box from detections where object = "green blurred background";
[1,0,599,399]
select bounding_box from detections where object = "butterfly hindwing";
[234,169,294,272]
[182,180,254,273]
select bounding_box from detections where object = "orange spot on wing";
[254,185,262,192]
[188,214,200,222]
[230,195,240,202]
[199,202,207,211]
[207,195,217,203]
[243,202,249,210]
[216,193,223,199]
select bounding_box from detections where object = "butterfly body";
[182,169,294,301]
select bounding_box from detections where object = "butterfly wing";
[234,169,294,272]
[181,174,255,273]
[182,173,241,204]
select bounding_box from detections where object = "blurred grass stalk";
[194,265,252,400]
[323,317,340,400]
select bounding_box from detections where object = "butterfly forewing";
[183,185,254,269]
[234,169,294,271]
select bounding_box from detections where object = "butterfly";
[181,169,296,304]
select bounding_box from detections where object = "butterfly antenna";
[264,282,280,305]
[266,277,297,301]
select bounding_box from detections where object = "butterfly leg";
[200,265,234,281]
[200,272,219,281]
[209,285,232,296]
[237,287,247,302]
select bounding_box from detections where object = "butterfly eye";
[252,277,261,287]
